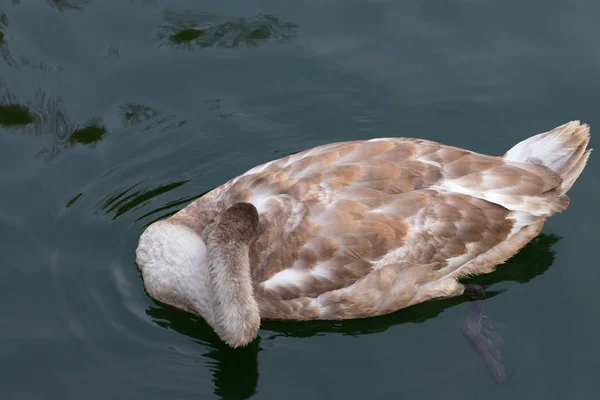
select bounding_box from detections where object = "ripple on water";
[0,12,18,68]
[0,212,60,341]
[156,8,298,49]
[0,211,48,274]
[42,223,217,395]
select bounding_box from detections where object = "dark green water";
[1,1,599,399]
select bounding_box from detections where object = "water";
[1,1,599,399]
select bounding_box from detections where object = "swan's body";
[136,121,591,348]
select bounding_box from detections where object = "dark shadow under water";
[145,233,559,399]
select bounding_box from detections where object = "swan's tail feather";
[504,120,592,194]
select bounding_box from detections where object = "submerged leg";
[462,284,505,384]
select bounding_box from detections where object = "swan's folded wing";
[432,152,567,216]
[189,139,549,303]
[255,188,515,305]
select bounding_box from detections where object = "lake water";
[1,1,599,399]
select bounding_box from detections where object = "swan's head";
[135,220,215,323]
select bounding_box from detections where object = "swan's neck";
[205,238,260,348]
[202,202,261,348]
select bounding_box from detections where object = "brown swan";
[136,120,591,352]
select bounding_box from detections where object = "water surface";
[1,1,599,399]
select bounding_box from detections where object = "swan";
[136,120,591,350]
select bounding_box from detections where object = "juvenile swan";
[136,121,591,348]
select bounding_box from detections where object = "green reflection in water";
[462,233,560,286]
[0,84,111,159]
[158,9,298,49]
[0,104,34,126]
[100,180,191,220]
[68,121,106,145]
[0,85,71,141]
[171,28,206,44]
[135,191,207,225]
[65,192,83,208]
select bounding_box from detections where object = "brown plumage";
[137,120,591,347]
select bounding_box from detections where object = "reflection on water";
[0,104,34,126]
[144,232,558,395]
[135,191,207,227]
[98,180,191,220]
[46,0,89,12]
[119,103,160,126]
[0,12,17,68]
[1,12,65,74]
[68,119,107,145]
[157,9,298,49]
[18,56,65,78]
[170,28,205,44]
[0,85,52,133]
[205,98,251,120]
[141,115,186,133]
[65,192,83,208]
[146,301,260,400]
[462,234,560,287]
[0,84,106,159]
[118,103,186,132]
